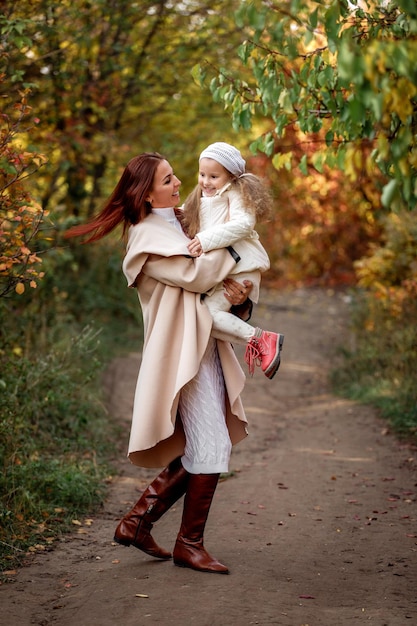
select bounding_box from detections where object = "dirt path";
[2,288,417,626]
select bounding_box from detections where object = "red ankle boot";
[244,329,284,379]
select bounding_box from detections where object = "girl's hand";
[187,237,203,257]
[223,278,253,306]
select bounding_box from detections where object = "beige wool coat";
[122,213,248,468]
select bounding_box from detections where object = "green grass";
[0,245,144,575]
[331,290,417,439]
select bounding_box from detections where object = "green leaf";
[381,179,398,208]
[299,154,308,175]
[309,6,319,30]
[239,107,252,130]
[324,2,341,51]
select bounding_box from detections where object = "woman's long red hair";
[64,152,166,242]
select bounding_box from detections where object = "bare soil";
[2,288,417,626]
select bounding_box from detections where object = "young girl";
[181,141,284,380]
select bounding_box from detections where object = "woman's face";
[148,159,181,208]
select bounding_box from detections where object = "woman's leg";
[173,473,229,574]
[113,455,189,559]
[176,338,230,573]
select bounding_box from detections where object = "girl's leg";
[206,284,285,379]
[207,287,255,344]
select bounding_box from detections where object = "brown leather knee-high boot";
[114,457,189,559]
[173,473,229,574]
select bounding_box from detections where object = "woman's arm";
[124,217,238,292]
[140,248,238,294]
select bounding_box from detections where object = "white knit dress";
[152,208,232,474]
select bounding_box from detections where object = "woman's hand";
[223,278,253,306]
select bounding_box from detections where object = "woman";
[65,152,252,574]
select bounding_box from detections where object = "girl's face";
[198,158,233,197]
[147,159,181,208]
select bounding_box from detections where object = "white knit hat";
[199,142,246,177]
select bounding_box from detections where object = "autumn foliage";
[0,20,47,297]
[1,0,417,573]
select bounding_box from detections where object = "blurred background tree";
[194,0,417,433]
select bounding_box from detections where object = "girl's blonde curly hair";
[181,172,273,239]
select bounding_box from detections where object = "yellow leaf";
[15,282,25,294]
[272,151,293,171]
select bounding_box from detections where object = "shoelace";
[244,340,262,376]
